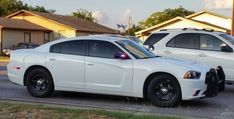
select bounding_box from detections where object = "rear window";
[167,33,199,49]
[143,33,169,45]
[50,40,85,56]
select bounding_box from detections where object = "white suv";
[144,28,234,83]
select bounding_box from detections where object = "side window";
[167,33,199,49]
[200,34,226,51]
[88,41,122,58]
[50,40,85,55]
[143,33,169,45]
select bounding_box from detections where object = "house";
[0,10,118,52]
[136,10,232,41]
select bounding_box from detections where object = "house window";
[24,32,31,43]
[44,32,50,43]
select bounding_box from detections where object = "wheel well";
[23,65,53,86]
[143,72,181,98]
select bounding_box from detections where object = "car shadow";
[51,91,213,108]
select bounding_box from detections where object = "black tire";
[147,74,181,107]
[25,68,54,98]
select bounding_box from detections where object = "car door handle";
[49,59,56,61]
[164,50,172,54]
[198,54,207,57]
[87,63,94,66]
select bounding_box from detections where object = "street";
[0,62,234,119]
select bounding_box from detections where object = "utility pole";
[128,16,132,35]
[232,0,234,36]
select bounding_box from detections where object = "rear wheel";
[147,74,181,107]
[26,68,54,97]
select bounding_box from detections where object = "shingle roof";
[0,17,51,31]
[10,10,119,34]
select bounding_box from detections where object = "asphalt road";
[0,62,234,119]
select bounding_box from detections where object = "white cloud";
[117,9,132,25]
[204,0,232,9]
[92,10,109,24]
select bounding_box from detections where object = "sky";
[20,0,232,29]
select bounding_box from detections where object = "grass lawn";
[0,102,183,119]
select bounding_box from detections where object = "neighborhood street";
[0,62,234,119]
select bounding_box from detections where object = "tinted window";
[50,40,85,55]
[220,34,234,45]
[88,41,122,58]
[144,33,169,45]
[200,34,226,51]
[116,40,156,59]
[167,33,199,49]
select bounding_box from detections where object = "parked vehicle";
[7,35,225,107]
[144,28,234,84]
[2,42,39,56]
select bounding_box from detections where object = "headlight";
[183,71,201,79]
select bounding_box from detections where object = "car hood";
[144,56,210,72]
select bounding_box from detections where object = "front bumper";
[205,66,225,97]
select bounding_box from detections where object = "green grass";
[0,102,183,119]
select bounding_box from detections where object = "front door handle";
[164,50,172,54]
[198,54,207,57]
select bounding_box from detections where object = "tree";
[0,0,55,17]
[139,6,195,29]
[72,9,95,22]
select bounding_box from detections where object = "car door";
[85,40,133,92]
[197,34,234,81]
[46,40,86,89]
[161,33,200,61]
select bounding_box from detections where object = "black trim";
[205,66,225,97]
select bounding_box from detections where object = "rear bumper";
[205,66,225,97]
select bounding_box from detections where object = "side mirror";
[114,52,129,59]
[221,45,233,52]
[148,45,155,51]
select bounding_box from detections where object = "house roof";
[7,10,119,34]
[186,10,231,20]
[0,17,51,31]
[136,10,231,35]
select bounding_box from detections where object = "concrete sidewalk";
[0,61,8,75]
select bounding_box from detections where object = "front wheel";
[147,74,181,107]
[26,68,54,98]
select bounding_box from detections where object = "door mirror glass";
[114,52,129,59]
[220,44,233,52]
[148,45,155,51]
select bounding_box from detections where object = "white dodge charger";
[7,35,225,107]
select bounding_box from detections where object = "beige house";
[0,10,118,53]
[136,10,232,41]
[0,18,51,50]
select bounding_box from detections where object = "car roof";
[151,28,225,35]
[35,35,128,52]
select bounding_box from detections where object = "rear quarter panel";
[7,49,47,85]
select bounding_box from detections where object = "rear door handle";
[49,59,56,61]
[198,54,207,57]
[87,63,94,66]
[164,50,172,54]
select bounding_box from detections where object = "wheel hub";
[36,79,45,87]
[161,87,169,94]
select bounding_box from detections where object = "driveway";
[0,62,234,119]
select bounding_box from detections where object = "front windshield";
[220,34,234,45]
[128,37,143,45]
[116,40,156,59]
